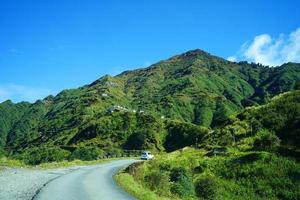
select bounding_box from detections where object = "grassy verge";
[0,157,28,169]
[0,156,138,170]
[115,147,300,200]
[115,171,169,200]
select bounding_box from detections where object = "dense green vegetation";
[118,149,299,200]
[205,90,300,156]
[0,100,30,149]
[118,148,300,200]
[0,50,300,163]
[116,89,300,200]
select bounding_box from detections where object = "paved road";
[34,160,137,200]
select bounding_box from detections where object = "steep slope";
[238,62,300,104]
[6,99,52,150]
[0,49,299,156]
[0,100,30,148]
[205,89,300,154]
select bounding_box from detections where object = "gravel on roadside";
[0,167,81,200]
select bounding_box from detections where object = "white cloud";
[229,27,300,66]
[227,56,237,62]
[0,83,53,103]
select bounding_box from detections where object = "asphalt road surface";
[34,159,137,200]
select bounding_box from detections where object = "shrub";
[124,130,149,150]
[0,148,6,158]
[170,167,195,197]
[144,170,170,196]
[22,147,70,165]
[69,147,104,161]
[170,167,188,182]
[195,175,218,200]
[194,161,209,174]
[126,162,144,175]
[294,81,300,90]
[253,129,281,151]
[164,121,209,151]
[171,175,195,198]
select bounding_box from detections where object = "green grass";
[0,156,138,170]
[117,148,300,200]
[0,157,28,169]
[115,171,171,200]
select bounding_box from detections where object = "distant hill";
[0,49,299,160]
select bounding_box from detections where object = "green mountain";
[0,49,299,162]
[116,89,300,200]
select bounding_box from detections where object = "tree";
[164,121,209,152]
[253,129,281,152]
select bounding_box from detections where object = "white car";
[140,151,154,160]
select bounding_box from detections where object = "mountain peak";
[180,49,210,57]
[169,49,215,62]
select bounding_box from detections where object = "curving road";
[34,159,137,200]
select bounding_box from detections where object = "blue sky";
[0,0,300,103]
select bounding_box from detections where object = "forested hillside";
[0,101,30,149]
[0,49,299,164]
